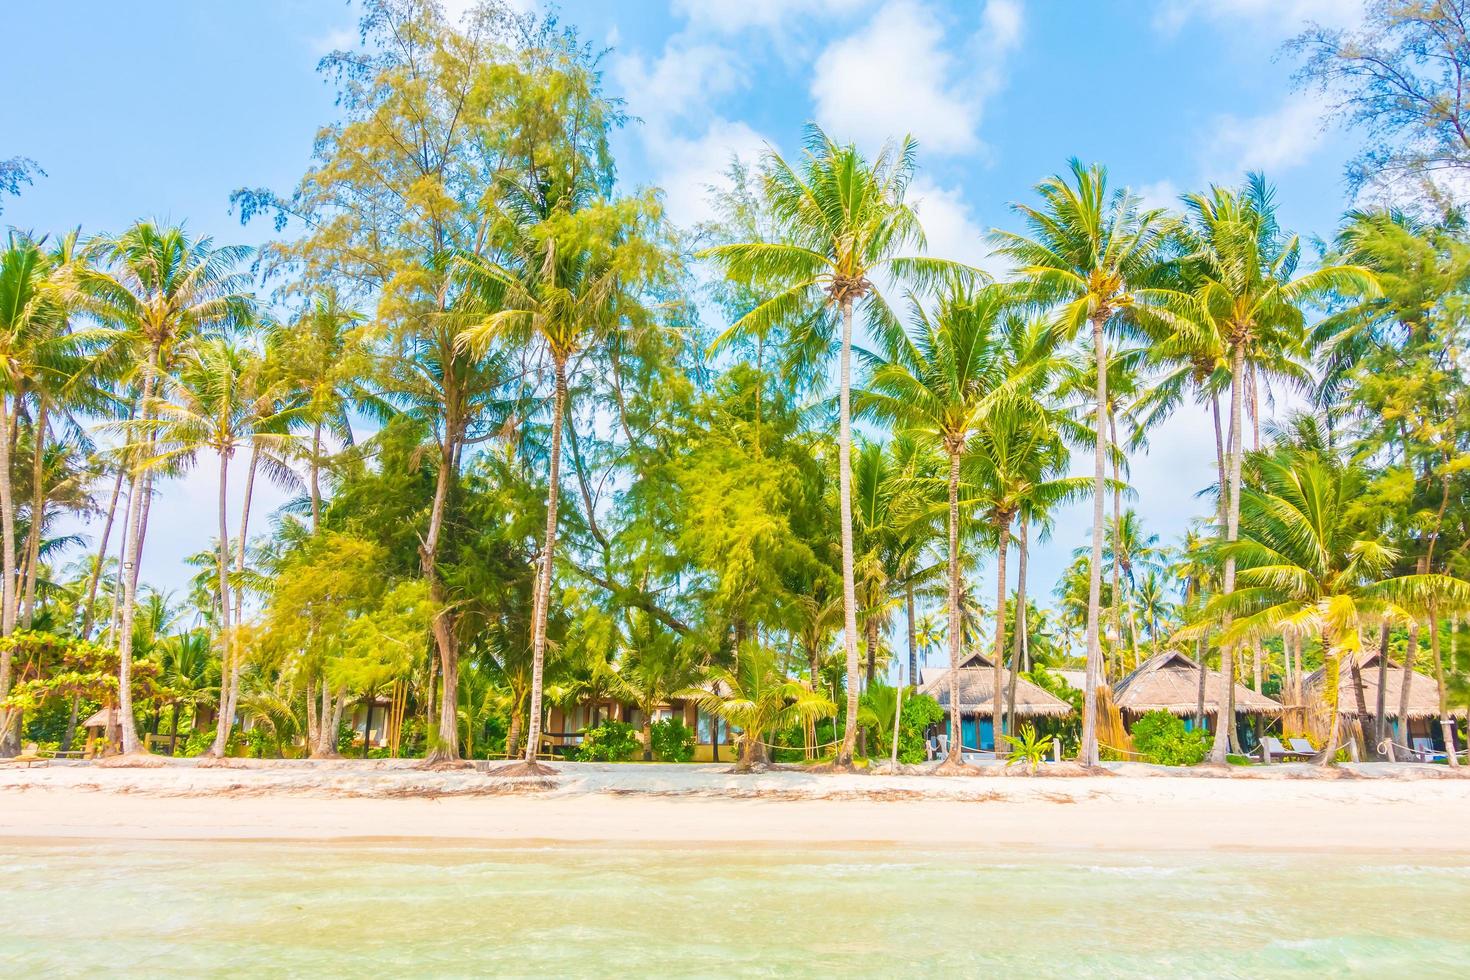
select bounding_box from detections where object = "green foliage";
[575,720,641,762]
[1002,723,1054,771]
[650,718,694,763]
[1130,710,1211,767]
[895,692,944,764]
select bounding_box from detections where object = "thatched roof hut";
[1302,652,1466,720]
[917,652,1073,718]
[80,707,120,730]
[1113,650,1283,718]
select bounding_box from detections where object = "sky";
[3,0,1367,629]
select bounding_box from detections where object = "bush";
[895,692,944,764]
[575,720,640,762]
[1130,710,1210,766]
[650,718,694,762]
[336,723,357,755]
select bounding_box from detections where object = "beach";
[3,761,1466,852]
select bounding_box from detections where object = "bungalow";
[1301,651,1467,752]
[1113,650,1283,736]
[544,696,733,762]
[917,651,1073,753]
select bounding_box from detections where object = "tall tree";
[702,125,973,767]
[993,160,1176,767]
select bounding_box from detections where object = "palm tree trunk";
[1194,634,1207,728]
[234,443,260,626]
[80,452,127,640]
[115,351,163,758]
[1006,515,1029,737]
[1373,622,1390,746]
[940,449,965,768]
[521,360,569,768]
[1428,606,1459,767]
[1209,345,1246,764]
[836,297,861,768]
[1108,413,1122,675]
[990,516,1011,755]
[906,582,917,685]
[0,394,19,753]
[208,450,235,758]
[1080,315,1109,768]
[20,395,49,628]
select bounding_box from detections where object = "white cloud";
[907,177,992,272]
[1155,0,1361,36]
[310,27,357,56]
[1135,179,1181,212]
[612,41,743,129]
[810,0,1022,157]
[672,0,871,33]
[653,119,771,230]
[1206,93,1328,177]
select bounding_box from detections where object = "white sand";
[2,760,1466,852]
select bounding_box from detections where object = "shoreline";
[4,761,1468,853]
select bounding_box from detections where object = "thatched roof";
[917,659,1073,718]
[1302,652,1465,720]
[80,707,119,729]
[1113,650,1283,717]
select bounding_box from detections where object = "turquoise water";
[3,841,1468,976]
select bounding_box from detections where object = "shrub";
[895,692,944,764]
[575,720,640,762]
[650,718,694,762]
[1130,710,1210,766]
[336,723,357,755]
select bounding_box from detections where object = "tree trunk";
[1006,515,1029,738]
[941,449,965,767]
[208,450,235,757]
[115,351,163,758]
[1108,413,1122,675]
[505,704,522,759]
[1208,345,1245,764]
[990,516,1010,755]
[865,614,879,686]
[1374,622,1390,746]
[0,394,19,754]
[1428,606,1459,767]
[521,360,569,768]
[1080,315,1109,768]
[20,395,49,628]
[1195,634,1208,729]
[362,697,374,758]
[835,297,861,769]
[80,448,128,641]
[421,408,461,764]
[233,443,260,626]
[906,582,917,685]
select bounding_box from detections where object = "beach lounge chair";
[1287,738,1318,759]
[1411,738,1447,763]
[0,743,48,768]
[1256,737,1306,763]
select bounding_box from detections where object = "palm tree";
[79,222,251,756]
[1171,176,1378,763]
[1135,570,1175,659]
[992,160,1178,766]
[611,616,701,761]
[123,338,295,757]
[456,194,662,773]
[680,642,834,773]
[857,285,1011,769]
[154,629,217,754]
[701,125,975,767]
[1184,444,1470,764]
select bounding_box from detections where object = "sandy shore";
[2,760,1466,853]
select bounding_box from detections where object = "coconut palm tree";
[456,194,664,773]
[1183,444,1470,764]
[122,338,296,757]
[1170,175,1378,763]
[77,222,252,757]
[701,125,977,767]
[992,160,1178,766]
[856,285,1012,769]
[679,642,834,773]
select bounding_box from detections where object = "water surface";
[4,840,1467,976]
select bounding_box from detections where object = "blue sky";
[5,0,1365,629]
